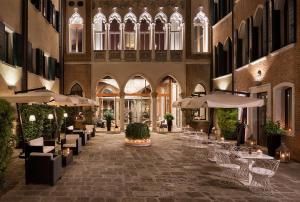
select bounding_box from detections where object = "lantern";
[246,135,257,148]
[276,143,290,163]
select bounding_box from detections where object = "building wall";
[0,0,22,34]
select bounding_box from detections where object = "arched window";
[252,7,263,61]
[109,8,122,50]
[237,20,249,67]
[93,8,106,51]
[139,7,152,50]
[224,38,232,74]
[69,8,83,53]
[193,7,209,53]
[124,8,137,50]
[170,7,184,50]
[70,83,83,97]
[154,7,168,50]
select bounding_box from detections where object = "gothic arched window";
[124,8,137,50]
[154,7,168,50]
[109,7,122,50]
[70,83,83,97]
[193,7,209,53]
[170,7,184,50]
[139,7,152,50]
[93,8,106,50]
[69,8,84,53]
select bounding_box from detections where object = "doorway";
[257,92,268,146]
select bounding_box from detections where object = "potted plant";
[125,123,151,146]
[0,99,14,187]
[164,113,174,132]
[103,111,114,131]
[216,109,238,140]
[264,120,284,156]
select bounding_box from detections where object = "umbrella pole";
[16,103,26,158]
[208,108,214,139]
[53,108,59,142]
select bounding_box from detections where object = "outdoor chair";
[73,130,88,145]
[25,152,62,186]
[61,134,82,155]
[249,159,280,194]
[215,150,241,184]
[25,137,55,159]
[86,124,96,137]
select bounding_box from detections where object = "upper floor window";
[170,7,184,50]
[93,8,106,51]
[109,8,122,50]
[124,8,137,50]
[69,8,83,53]
[70,83,83,97]
[193,7,209,53]
[154,7,168,50]
[139,7,152,50]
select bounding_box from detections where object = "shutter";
[272,10,281,51]
[36,49,44,75]
[213,3,218,24]
[55,11,60,32]
[223,50,228,76]
[55,61,60,78]
[0,21,5,61]
[35,49,41,75]
[263,0,269,56]
[13,33,23,67]
[46,0,51,22]
[217,43,224,76]
[288,0,296,43]
[27,42,33,72]
[214,47,219,78]
[227,40,232,74]
[251,27,259,61]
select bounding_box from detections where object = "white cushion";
[43,146,54,153]
[29,137,44,146]
[86,125,94,133]
[220,163,240,170]
[63,143,76,148]
[30,152,53,159]
[250,167,275,177]
[66,134,80,140]
[67,125,74,130]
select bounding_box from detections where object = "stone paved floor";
[1,132,300,202]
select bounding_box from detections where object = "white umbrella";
[173,93,264,109]
[68,95,98,107]
[0,90,76,106]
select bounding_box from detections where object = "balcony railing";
[170,50,183,62]
[109,50,121,60]
[155,50,167,62]
[139,50,152,62]
[94,50,106,61]
[124,50,137,62]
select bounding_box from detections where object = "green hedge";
[0,99,14,182]
[20,104,59,141]
[125,123,150,140]
[216,108,238,140]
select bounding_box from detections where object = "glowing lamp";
[29,115,36,122]
[276,143,290,163]
[48,114,54,120]
[63,113,68,118]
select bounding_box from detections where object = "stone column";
[180,92,186,127]
[136,23,140,61]
[121,23,125,60]
[119,92,125,131]
[182,23,185,60]
[106,23,110,61]
[151,23,155,61]
[166,23,170,61]
[151,92,158,132]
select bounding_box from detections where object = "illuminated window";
[154,7,168,50]
[193,7,209,53]
[109,7,122,50]
[93,8,106,50]
[124,8,137,50]
[170,7,183,50]
[139,7,152,50]
[69,8,83,53]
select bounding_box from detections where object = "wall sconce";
[256,70,262,81]
[48,114,54,120]
[29,115,36,122]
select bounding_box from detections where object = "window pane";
[70,28,77,52]
[77,29,83,52]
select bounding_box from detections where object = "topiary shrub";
[125,123,150,140]
[216,108,238,140]
[0,99,15,184]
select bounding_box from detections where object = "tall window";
[109,8,122,50]
[193,7,209,53]
[154,8,168,50]
[93,8,106,51]
[139,7,152,50]
[170,7,183,50]
[124,8,137,50]
[284,87,292,130]
[69,8,83,53]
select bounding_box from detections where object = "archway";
[96,76,120,128]
[124,75,152,126]
[156,76,182,130]
[70,83,84,97]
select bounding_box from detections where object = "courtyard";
[1,132,300,202]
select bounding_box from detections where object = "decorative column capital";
[119,91,125,98]
[151,92,158,98]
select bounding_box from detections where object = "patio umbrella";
[68,95,98,107]
[0,89,77,106]
[173,93,264,109]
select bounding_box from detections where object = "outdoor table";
[232,151,274,186]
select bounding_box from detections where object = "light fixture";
[256,70,262,81]
[8,85,16,90]
[48,114,54,120]
[29,115,36,122]
[63,113,68,118]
